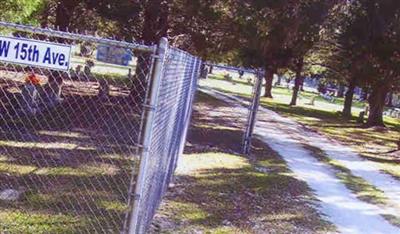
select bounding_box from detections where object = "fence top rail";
[0,21,156,53]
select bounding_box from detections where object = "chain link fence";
[202,63,262,155]
[0,22,201,234]
[129,39,201,233]
[243,71,263,155]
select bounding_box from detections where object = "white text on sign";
[0,36,71,71]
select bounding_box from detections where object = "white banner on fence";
[0,36,71,71]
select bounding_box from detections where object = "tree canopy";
[1,0,43,23]
[1,0,400,126]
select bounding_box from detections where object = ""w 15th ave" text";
[0,36,71,71]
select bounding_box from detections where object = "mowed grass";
[0,210,86,234]
[0,158,133,234]
[200,73,400,179]
[0,96,140,233]
[151,92,334,233]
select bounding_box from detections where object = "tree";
[37,0,216,109]
[1,0,43,24]
[336,0,400,126]
[313,39,363,119]
[217,0,304,98]
[209,1,338,99]
[287,1,338,106]
[166,1,298,97]
[51,0,170,109]
[308,2,373,119]
[128,0,169,108]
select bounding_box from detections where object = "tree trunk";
[300,78,305,91]
[361,87,369,101]
[39,2,51,28]
[366,82,389,127]
[290,59,303,106]
[209,65,214,74]
[386,92,393,107]
[342,80,355,119]
[129,55,152,110]
[290,77,302,106]
[275,75,282,86]
[55,0,78,31]
[337,84,345,98]
[264,67,275,98]
[129,0,169,109]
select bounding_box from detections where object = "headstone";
[238,70,244,79]
[224,73,232,81]
[128,68,132,80]
[247,78,253,85]
[21,84,39,114]
[0,189,22,201]
[357,111,365,124]
[98,79,110,100]
[307,96,316,106]
[364,104,370,116]
[42,75,63,107]
[200,67,208,79]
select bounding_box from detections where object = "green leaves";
[1,0,43,24]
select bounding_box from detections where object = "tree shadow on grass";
[152,92,332,233]
[357,154,400,164]
[195,92,230,109]
[162,166,319,231]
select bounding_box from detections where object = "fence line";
[243,71,263,155]
[0,21,154,52]
[130,42,202,233]
[202,63,263,155]
[128,37,168,233]
[0,21,201,234]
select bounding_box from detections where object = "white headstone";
[0,189,21,201]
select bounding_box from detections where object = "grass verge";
[303,144,400,227]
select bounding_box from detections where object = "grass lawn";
[0,94,140,233]
[151,92,334,233]
[200,74,400,180]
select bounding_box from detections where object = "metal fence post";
[128,37,169,234]
[242,70,263,155]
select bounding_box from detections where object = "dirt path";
[242,98,400,211]
[201,87,400,234]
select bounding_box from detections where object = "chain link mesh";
[201,63,261,155]
[0,22,202,234]
[0,22,156,233]
[131,47,201,233]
